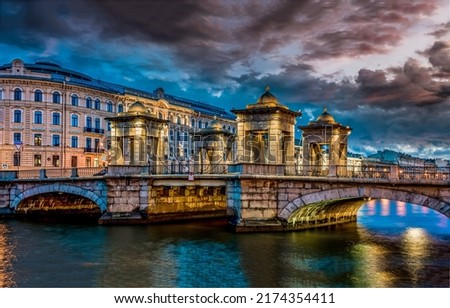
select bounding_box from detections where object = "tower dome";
[316,107,336,123]
[256,85,280,105]
[128,101,147,113]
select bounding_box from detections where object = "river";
[0,199,449,288]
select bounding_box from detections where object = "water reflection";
[0,224,15,287]
[0,200,448,287]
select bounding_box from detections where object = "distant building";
[0,59,235,170]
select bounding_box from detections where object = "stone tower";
[191,119,234,174]
[106,101,168,167]
[232,86,301,174]
[299,108,351,176]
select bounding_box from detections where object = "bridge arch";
[11,183,107,212]
[279,186,450,223]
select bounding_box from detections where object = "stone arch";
[11,184,107,212]
[279,186,450,221]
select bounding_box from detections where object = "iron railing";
[3,163,450,180]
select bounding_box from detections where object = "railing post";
[328,165,337,177]
[39,169,47,179]
[71,168,79,178]
[389,165,399,180]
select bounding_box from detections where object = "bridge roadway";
[0,165,449,231]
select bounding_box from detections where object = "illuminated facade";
[0,59,235,170]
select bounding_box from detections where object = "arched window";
[94,118,101,129]
[94,98,101,110]
[118,104,123,112]
[34,111,43,124]
[158,112,164,119]
[52,134,60,146]
[34,89,43,102]
[71,94,79,106]
[198,120,203,129]
[86,97,92,108]
[13,110,22,123]
[0,88,3,100]
[204,121,209,128]
[86,116,92,128]
[177,116,181,125]
[71,114,79,127]
[52,112,61,125]
[107,101,113,112]
[52,91,61,104]
[191,118,196,128]
[14,88,22,101]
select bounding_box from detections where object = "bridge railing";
[10,167,105,180]
[399,166,450,180]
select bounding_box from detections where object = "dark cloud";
[428,22,450,38]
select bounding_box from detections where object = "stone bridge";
[1,165,449,231]
[227,172,450,232]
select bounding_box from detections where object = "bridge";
[0,163,449,231]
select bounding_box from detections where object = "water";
[0,200,449,287]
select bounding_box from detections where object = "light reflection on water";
[0,200,449,287]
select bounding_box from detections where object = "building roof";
[0,59,235,120]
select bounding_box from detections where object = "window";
[13,132,21,143]
[14,88,22,100]
[191,119,196,128]
[71,136,78,148]
[205,121,209,128]
[52,112,61,125]
[94,138,100,151]
[71,114,79,127]
[86,116,92,128]
[52,155,59,167]
[52,134,60,146]
[86,137,92,149]
[71,156,77,168]
[13,152,20,167]
[0,88,3,100]
[158,112,164,119]
[107,101,113,112]
[34,111,43,124]
[52,92,61,104]
[34,90,43,102]
[198,120,202,129]
[34,134,42,146]
[94,98,101,110]
[94,118,101,129]
[34,154,42,167]
[107,121,111,132]
[177,116,181,125]
[118,104,123,112]
[71,94,79,106]
[13,110,22,123]
[86,97,92,108]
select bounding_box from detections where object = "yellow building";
[0,59,235,171]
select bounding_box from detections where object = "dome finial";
[323,107,327,112]
[265,85,270,92]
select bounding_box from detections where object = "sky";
[1,0,450,159]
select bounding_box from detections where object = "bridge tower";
[299,108,351,177]
[191,119,234,174]
[107,101,168,168]
[231,86,301,174]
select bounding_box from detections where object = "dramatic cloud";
[0,0,449,158]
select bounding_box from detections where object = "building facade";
[0,59,235,170]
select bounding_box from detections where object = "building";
[0,59,235,170]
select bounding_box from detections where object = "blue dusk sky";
[1,0,450,159]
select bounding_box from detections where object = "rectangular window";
[34,154,42,167]
[13,132,21,143]
[13,152,20,166]
[71,95,78,106]
[52,155,59,167]
[86,157,92,167]
[52,113,60,125]
[52,134,60,146]
[71,156,77,168]
[71,115,78,127]
[34,134,42,146]
[71,136,78,148]
[34,111,43,124]
[94,138,100,151]
[13,110,21,123]
[86,137,92,150]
